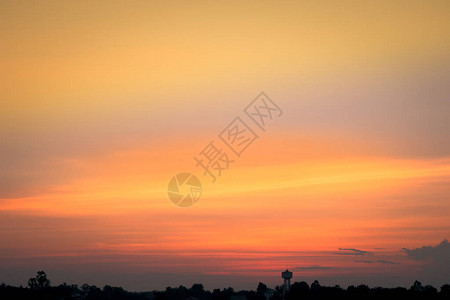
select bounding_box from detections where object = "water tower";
[281,269,293,295]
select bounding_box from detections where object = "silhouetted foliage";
[1,272,450,300]
[190,283,206,299]
[256,282,267,294]
[286,281,309,300]
[28,270,50,289]
[440,284,450,299]
[212,287,234,300]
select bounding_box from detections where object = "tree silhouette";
[255,282,268,300]
[27,271,50,289]
[257,282,268,294]
[189,283,205,299]
[411,280,424,291]
[2,276,450,300]
[441,284,450,298]
[27,278,37,289]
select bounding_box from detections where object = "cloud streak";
[335,248,372,256]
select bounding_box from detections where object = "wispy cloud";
[335,248,371,256]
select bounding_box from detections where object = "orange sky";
[1,0,450,291]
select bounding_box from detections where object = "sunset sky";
[1,0,450,291]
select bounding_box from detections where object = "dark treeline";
[1,271,449,300]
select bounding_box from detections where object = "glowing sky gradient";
[1,0,450,291]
